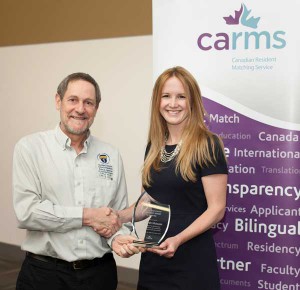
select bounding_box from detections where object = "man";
[13,72,138,290]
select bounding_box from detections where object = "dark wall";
[0,0,152,46]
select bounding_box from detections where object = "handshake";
[83,207,128,238]
[83,206,141,257]
[83,206,172,259]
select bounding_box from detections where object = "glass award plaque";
[131,191,171,248]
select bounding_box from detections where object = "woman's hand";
[147,235,181,258]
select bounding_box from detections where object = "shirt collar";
[55,125,91,150]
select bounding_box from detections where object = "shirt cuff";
[106,222,133,247]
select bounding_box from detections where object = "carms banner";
[153,1,300,289]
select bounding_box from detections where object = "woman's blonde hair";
[142,66,224,187]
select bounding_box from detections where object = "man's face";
[55,79,98,138]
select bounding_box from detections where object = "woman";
[136,66,228,290]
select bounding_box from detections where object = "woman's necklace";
[160,139,183,163]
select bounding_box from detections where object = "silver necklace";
[160,140,182,163]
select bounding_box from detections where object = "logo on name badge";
[97,153,110,164]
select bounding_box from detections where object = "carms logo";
[197,3,286,51]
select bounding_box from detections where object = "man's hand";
[83,207,121,238]
[111,235,143,258]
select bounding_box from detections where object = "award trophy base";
[131,240,160,248]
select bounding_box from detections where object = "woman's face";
[159,76,189,130]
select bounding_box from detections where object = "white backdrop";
[153,0,300,125]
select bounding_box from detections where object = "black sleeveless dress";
[137,138,228,290]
